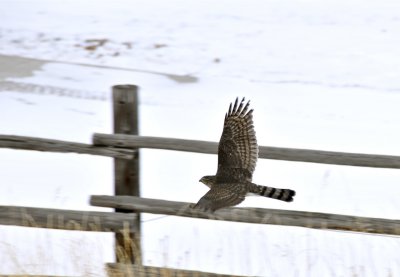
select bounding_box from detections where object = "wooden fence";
[90,195,400,236]
[0,84,400,276]
[92,134,400,169]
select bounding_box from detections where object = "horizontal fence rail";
[93,134,400,169]
[90,195,400,236]
[0,205,137,232]
[2,133,400,168]
[107,263,250,277]
[0,135,134,159]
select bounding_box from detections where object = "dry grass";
[1,210,399,277]
[0,217,244,277]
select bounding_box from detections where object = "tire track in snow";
[0,80,108,101]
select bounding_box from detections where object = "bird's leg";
[191,202,215,213]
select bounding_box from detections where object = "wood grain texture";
[0,205,136,232]
[112,84,141,264]
[0,135,134,159]
[90,195,400,236]
[112,85,140,201]
[93,134,400,168]
[106,263,250,277]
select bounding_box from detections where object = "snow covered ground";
[1,0,400,276]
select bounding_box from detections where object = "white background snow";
[1,0,400,276]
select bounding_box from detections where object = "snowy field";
[1,0,400,276]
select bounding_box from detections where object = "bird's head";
[199,175,216,188]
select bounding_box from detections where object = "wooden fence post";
[112,84,140,264]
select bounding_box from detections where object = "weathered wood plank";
[0,135,134,159]
[106,263,250,277]
[93,134,217,154]
[93,134,400,169]
[112,85,141,264]
[90,195,400,236]
[0,205,136,232]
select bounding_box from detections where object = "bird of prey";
[194,97,295,212]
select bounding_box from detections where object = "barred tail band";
[256,184,295,202]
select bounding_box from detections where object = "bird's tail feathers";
[248,183,295,202]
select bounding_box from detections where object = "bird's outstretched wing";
[194,183,247,212]
[216,97,258,183]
